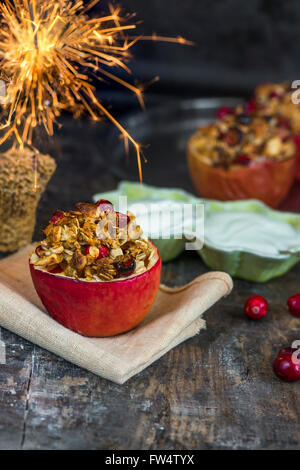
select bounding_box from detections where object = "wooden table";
[1,117,300,450]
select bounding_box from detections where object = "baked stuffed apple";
[187,107,296,208]
[30,200,161,337]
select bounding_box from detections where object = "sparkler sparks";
[0,0,192,181]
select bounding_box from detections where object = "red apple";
[30,246,161,337]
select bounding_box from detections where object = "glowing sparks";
[0,0,191,180]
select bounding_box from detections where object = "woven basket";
[0,147,56,252]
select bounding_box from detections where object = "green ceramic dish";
[201,199,300,282]
[94,182,300,282]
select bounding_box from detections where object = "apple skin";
[187,140,296,208]
[293,134,300,180]
[29,248,161,337]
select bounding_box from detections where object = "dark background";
[94,0,300,109]
[33,0,300,219]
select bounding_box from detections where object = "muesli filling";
[253,82,300,133]
[30,200,157,281]
[190,105,295,169]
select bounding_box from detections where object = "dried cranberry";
[95,199,114,212]
[278,117,291,130]
[273,347,300,382]
[48,266,63,274]
[244,295,268,320]
[287,293,300,317]
[115,212,130,228]
[235,155,250,166]
[224,127,243,147]
[51,211,64,224]
[244,100,257,114]
[98,246,110,259]
[115,257,136,277]
[35,245,45,257]
[237,114,252,126]
[269,91,282,99]
[216,106,233,120]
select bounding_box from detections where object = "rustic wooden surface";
[1,116,300,450]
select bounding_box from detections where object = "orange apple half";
[187,139,296,208]
[30,245,161,337]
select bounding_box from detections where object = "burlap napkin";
[0,245,233,384]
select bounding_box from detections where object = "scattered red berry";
[51,211,64,224]
[98,246,110,259]
[95,199,114,212]
[216,106,233,120]
[115,257,136,277]
[235,155,250,165]
[244,100,257,114]
[115,211,130,228]
[35,245,45,257]
[287,293,300,317]
[244,295,268,320]
[48,266,63,274]
[273,347,300,382]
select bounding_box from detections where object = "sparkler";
[0,0,192,181]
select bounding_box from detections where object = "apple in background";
[187,143,296,209]
[30,246,161,337]
[293,135,300,179]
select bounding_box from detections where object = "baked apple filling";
[30,200,158,281]
[189,107,295,169]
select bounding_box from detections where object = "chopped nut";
[75,202,99,218]
[110,247,123,259]
[88,246,100,258]
[265,136,282,157]
[70,251,87,271]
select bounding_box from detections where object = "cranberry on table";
[51,211,64,224]
[273,347,300,382]
[95,199,114,212]
[216,106,233,120]
[287,293,300,317]
[244,295,268,320]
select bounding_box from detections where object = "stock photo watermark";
[291,80,300,105]
[98,196,205,251]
